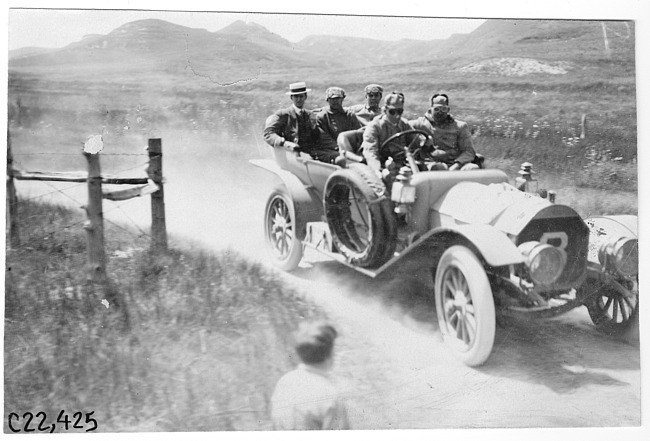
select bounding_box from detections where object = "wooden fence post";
[6,129,20,248]
[83,151,107,284]
[147,138,167,253]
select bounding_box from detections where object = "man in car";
[263,81,326,160]
[361,91,415,179]
[409,93,478,171]
[348,84,383,126]
[315,87,362,162]
[336,84,384,158]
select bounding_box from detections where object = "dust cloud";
[14,133,278,259]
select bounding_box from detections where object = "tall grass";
[8,71,638,196]
[461,108,637,194]
[4,200,321,432]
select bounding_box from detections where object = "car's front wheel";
[434,245,496,367]
[583,276,639,336]
[264,187,303,271]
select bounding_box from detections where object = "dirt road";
[178,156,641,430]
[285,255,640,429]
[17,151,642,431]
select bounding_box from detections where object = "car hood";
[433,181,580,236]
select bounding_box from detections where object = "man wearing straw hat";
[263,82,322,159]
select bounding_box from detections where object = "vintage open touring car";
[251,130,639,366]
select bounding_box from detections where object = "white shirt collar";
[298,363,330,378]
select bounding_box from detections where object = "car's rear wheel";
[264,187,303,271]
[435,245,496,367]
[324,164,396,268]
[583,277,639,336]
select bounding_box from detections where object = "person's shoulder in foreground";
[271,321,350,430]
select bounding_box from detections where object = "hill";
[296,34,446,68]
[435,19,635,66]
[8,17,635,85]
[8,46,58,60]
[8,19,324,82]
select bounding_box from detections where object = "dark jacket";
[263,106,320,151]
[316,107,362,151]
[361,114,414,172]
[409,111,476,165]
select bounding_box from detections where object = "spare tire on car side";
[323,163,397,268]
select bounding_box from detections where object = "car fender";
[426,223,524,267]
[250,159,323,228]
[584,214,638,265]
[584,215,637,237]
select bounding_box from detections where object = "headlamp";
[598,236,638,277]
[518,241,566,285]
[391,167,416,213]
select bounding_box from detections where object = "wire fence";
[7,135,168,283]
[10,156,152,242]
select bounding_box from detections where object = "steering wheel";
[379,129,430,153]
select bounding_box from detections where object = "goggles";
[430,93,450,106]
[388,108,404,116]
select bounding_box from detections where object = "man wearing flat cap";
[270,321,350,430]
[410,93,478,171]
[348,84,384,126]
[336,84,384,158]
[361,91,416,178]
[315,87,362,163]
[263,81,321,157]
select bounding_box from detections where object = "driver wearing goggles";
[409,93,478,171]
[361,92,417,178]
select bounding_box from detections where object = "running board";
[502,296,585,318]
[302,240,382,278]
[303,222,425,278]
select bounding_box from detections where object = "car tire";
[583,277,639,336]
[324,164,397,268]
[264,186,304,271]
[434,245,496,367]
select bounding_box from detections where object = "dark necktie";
[298,110,310,146]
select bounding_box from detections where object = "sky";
[7,9,487,50]
[5,0,648,51]
[9,9,485,50]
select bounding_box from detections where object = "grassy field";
[4,61,639,432]
[8,68,638,215]
[4,200,323,432]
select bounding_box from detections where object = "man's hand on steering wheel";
[380,129,432,153]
